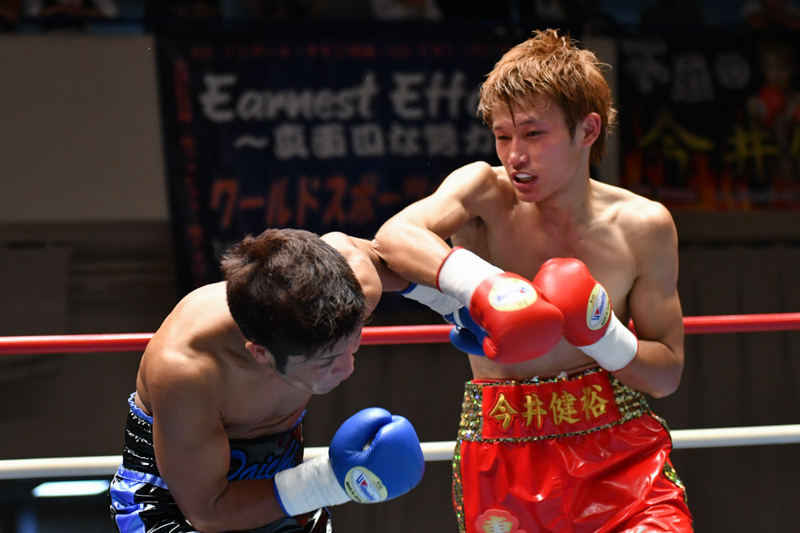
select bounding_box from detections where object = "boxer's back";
[135,282,309,438]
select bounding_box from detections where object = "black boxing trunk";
[109,393,330,533]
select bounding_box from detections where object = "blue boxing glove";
[399,283,486,356]
[447,307,488,357]
[273,408,424,517]
[329,408,424,503]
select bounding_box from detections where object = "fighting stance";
[109,229,424,533]
[374,30,693,532]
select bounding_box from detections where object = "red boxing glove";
[470,273,564,362]
[437,248,564,363]
[533,258,637,372]
[533,258,612,346]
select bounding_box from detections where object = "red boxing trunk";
[452,371,693,533]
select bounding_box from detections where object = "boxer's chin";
[315,378,346,395]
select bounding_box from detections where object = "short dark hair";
[220,228,366,373]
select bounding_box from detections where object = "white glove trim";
[273,451,349,517]
[399,283,461,316]
[578,312,638,372]
[436,248,503,306]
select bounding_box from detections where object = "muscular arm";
[373,162,499,285]
[321,232,409,314]
[148,356,283,533]
[613,203,684,398]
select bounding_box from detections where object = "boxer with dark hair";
[109,228,424,533]
[375,29,693,532]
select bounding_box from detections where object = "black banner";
[618,34,800,211]
[155,24,514,293]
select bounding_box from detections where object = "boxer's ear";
[245,341,273,365]
[580,112,601,146]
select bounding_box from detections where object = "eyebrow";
[286,351,340,365]
[492,118,538,131]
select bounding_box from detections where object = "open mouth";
[513,173,536,184]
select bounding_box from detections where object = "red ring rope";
[0,313,798,355]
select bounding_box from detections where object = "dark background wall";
[1,15,800,533]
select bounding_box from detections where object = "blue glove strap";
[397,283,416,295]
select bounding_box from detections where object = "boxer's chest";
[454,213,636,315]
[221,381,309,440]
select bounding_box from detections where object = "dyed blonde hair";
[478,29,616,166]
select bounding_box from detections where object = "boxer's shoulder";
[610,194,678,263]
[171,281,229,319]
[440,161,513,201]
[147,283,243,361]
[593,182,674,229]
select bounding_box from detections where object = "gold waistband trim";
[457,369,650,443]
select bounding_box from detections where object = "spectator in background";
[0,0,20,31]
[25,0,118,30]
[746,41,800,188]
[741,0,800,32]
[639,0,705,33]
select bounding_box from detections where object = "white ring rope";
[2,424,799,481]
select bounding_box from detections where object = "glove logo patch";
[344,466,388,503]
[488,278,538,311]
[587,284,611,330]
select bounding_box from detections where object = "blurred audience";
[13,0,797,36]
[741,0,800,32]
[24,0,118,30]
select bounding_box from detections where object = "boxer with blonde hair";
[375,29,693,532]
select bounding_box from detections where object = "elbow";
[648,379,680,399]
[371,223,398,265]
[648,362,683,399]
[181,505,230,533]
[372,218,424,265]
[183,516,224,533]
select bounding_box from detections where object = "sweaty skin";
[133,234,406,533]
[374,100,684,398]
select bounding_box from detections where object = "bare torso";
[135,282,309,439]
[455,165,645,380]
[122,233,391,532]
[376,161,677,383]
